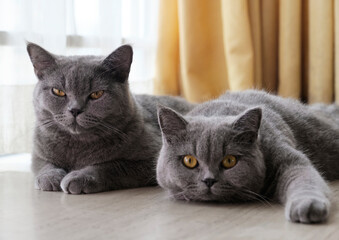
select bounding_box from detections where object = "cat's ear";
[232,108,262,145]
[158,106,188,143]
[101,45,133,83]
[26,42,57,80]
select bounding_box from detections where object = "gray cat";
[27,42,194,194]
[157,90,339,224]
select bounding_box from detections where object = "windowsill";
[0,153,31,172]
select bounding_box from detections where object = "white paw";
[286,196,330,223]
[60,170,97,194]
[35,169,67,191]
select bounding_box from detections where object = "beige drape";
[154,0,338,104]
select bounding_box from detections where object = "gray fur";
[27,42,194,194]
[157,90,339,224]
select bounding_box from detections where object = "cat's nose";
[202,178,217,188]
[69,108,83,117]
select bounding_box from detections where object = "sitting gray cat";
[27,42,194,194]
[157,90,339,224]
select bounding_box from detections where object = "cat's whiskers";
[238,190,271,207]
[217,183,272,206]
[76,115,128,142]
[36,119,55,129]
[53,113,70,126]
[77,116,98,128]
[99,122,129,142]
[184,183,197,190]
[171,183,198,201]
[240,188,272,207]
[185,185,208,201]
[144,174,157,185]
[172,189,191,201]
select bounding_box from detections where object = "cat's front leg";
[275,147,331,223]
[61,161,156,194]
[35,163,67,191]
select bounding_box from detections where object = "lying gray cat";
[157,90,339,223]
[27,42,193,194]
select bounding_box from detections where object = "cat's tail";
[309,103,339,126]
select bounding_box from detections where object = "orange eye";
[182,155,198,169]
[52,88,66,97]
[90,90,104,99]
[222,155,237,169]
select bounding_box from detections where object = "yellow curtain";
[154,0,338,104]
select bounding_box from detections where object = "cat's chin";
[171,189,223,202]
[197,193,222,202]
[68,129,83,135]
[67,122,87,135]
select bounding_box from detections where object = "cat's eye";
[52,88,66,97]
[222,155,237,169]
[182,155,198,169]
[90,90,104,99]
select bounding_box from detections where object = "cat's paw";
[35,169,67,191]
[60,170,98,194]
[286,196,330,223]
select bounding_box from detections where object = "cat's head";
[27,42,135,135]
[157,106,266,202]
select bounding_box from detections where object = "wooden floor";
[0,171,339,240]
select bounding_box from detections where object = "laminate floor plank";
[1,172,338,240]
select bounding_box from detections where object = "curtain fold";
[308,0,334,103]
[335,0,339,104]
[278,0,301,99]
[178,0,229,102]
[154,0,180,96]
[261,0,279,92]
[221,0,254,91]
[248,0,263,89]
[155,0,338,104]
